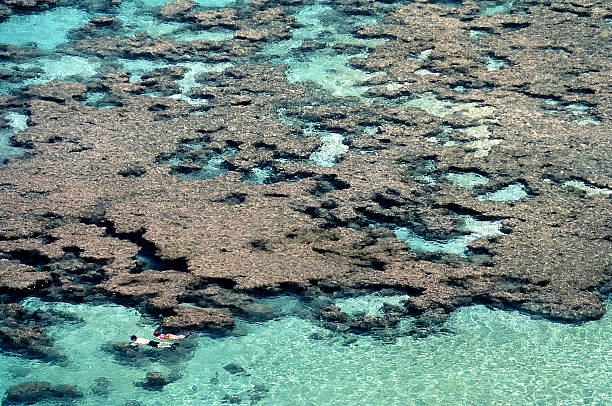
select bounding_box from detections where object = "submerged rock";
[0,43,46,62]
[348,315,397,332]
[101,341,148,365]
[248,383,269,403]
[90,376,112,397]
[144,371,168,388]
[0,325,64,361]
[4,381,83,404]
[122,402,145,406]
[4,381,51,404]
[48,384,83,400]
[0,0,60,23]
[223,363,247,375]
[158,0,197,21]
[221,394,242,404]
[317,305,350,322]
[182,286,279,321]
[0,303,26,320]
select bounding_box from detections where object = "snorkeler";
[153,331,189,340]
[129,335,173,348]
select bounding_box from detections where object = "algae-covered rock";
[144,371,168,388]
[0,260,52,297]
[223,363,247,375]
[4,381,83,404]
[161,306,234,332]
[4,381,51,404]
[48,384,83,400]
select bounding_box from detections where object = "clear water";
[114,0,181,38]
[0,7,89,49]
[4,112,28,132]
[395,215,503,257]
[409,159,438,186]
[469,29,492,39]
[172,28,235,42]
[0,1,235,95]
[259,3,385,97]
[460,125,502,158]
[0,56,101,94]
[194,0,246,7]
[479,0,516,15]
[403,93,496,120]
[168,146,238,180]
[116,58,233,103]
[563,180,612,197]
[414,68,440,76]
[309,132,348,167]
[333,292,410,317]
[243,166,275,184]
[284,50,376,97]
[485,55,509,71]
[174,62,234,102]
[543,99,600,125]
[2,296,611,405]
[0,112,28,162]
[434,124,501,158]
[478,183,528,202]
[278,111,350,169]
[112,0,242,40]
[404,93,458,118]
[445,171,490,188]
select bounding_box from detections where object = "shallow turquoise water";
[478,183,528,202]
[0,7,89,49]
[0,56,102,95]
[0,112,27,162]
[115,0,186,38]
[333,292,410,317]
[308,131,348,167]
[446,171,490,189]
[1,296,611,405]
[479,0,516,15]
[395,215,503,257]
[562,180,612,197]
[260,3,385,97]
[194,0,246,7]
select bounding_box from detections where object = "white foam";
[309,132,348,167]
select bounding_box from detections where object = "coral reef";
[0,0,610,345]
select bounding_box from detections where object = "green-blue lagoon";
[1,297,611,405]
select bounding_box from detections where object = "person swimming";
[153,331,188,340]
[130,335,172,348]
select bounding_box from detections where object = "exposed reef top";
[0,0,611,335]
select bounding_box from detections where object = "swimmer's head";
[153,331,160,337]
[130,335,137,341]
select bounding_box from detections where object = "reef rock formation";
[0,0,610,341]
[4,381,83,404]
